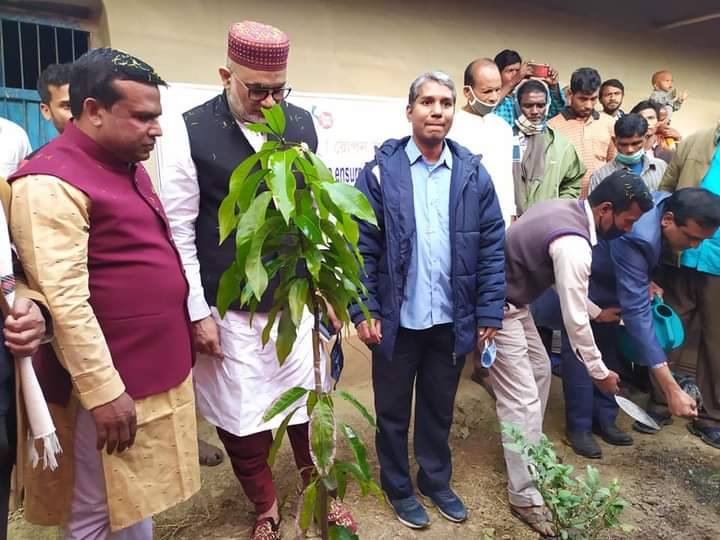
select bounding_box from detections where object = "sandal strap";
[510,504,557,536]
[328,499,358,534]
[252,516,281,540]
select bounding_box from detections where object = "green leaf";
[323,472,338,492]
[322,182,377,225]
[307,150,335,183]
[245,216,283,300]
[342,213,360,246]
[329,525,358,540]
[262,104,286,137]
[309,399,336,477]
[261,303,282,347]
[335,464,348,499]
[235,191,273,248]
[237,169,269,213]
[268,148,299,223]
[294,214,323,244]
[267,406,300,467]
[288,279,309,326]
[261,140,280,152]
[275,306,298,364]
[306,391,319,416]
[310,183,329,219]
[245,122,276,135]
[263,386,309,422]
[338,422,371,481]
[216,263,242,317]
[304,244,322,280]
[217,195,239,245]
[228,152,262,195]
[299,481,317,531]
[336,390,377,430]
[334,461,373,497]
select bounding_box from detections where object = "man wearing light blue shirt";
[351,71,505,529]
[399,138,454,329]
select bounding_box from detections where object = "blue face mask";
[481,339,497,368]
[616,148,645,165]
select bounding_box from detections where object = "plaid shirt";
[496,84,566,127]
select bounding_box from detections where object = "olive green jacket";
[520,125,586,212]
[659,123,720,192]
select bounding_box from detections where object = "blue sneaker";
[419,487,468,522]
[385,494,430,529]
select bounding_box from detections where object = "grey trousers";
[63,408,152,540]
[490,304,551,507]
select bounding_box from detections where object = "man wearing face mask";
[450,59,515,394]
[450,58,515,226]
[588,114,667,194]
[161,21,355,539]
[490,170,651,536]
[561,189,710,458]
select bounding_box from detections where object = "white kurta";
[0,117,32,178]
[449,109,515,227]
[194,308,319,436]
[160,108,324,436]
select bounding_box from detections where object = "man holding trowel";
[562,187,718,458]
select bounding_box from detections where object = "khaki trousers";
[653,266,720,428]
[489,304,551,507]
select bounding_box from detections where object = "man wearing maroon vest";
[8,48,200,539]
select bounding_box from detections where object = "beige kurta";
[0,178,49,510]
[10,174,200,530]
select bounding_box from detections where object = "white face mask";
[465,87,496,116]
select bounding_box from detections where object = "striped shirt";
[548,109,616,198]
[587,155,667,194]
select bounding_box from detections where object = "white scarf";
[0,204,61,470]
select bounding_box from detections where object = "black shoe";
[593,423,633,446]
[566,431,602,459]
[632,411,673,434]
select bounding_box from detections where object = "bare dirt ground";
[9,336,720,539]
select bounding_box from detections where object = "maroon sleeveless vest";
[9,122,193,404]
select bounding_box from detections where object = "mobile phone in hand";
[528,62,550,78]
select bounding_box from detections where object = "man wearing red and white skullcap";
[160,21,356,540]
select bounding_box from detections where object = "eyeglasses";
[232,72,292,103]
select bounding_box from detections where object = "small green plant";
[216,104,380,539]
[502,423,632,540]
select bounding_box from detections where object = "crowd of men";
[0,18,719,540]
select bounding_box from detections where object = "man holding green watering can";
[563,187,720,458]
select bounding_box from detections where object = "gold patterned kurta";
[10,174,200,531]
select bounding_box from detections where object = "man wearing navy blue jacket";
[562,188,718,458]
[350,71,505,530]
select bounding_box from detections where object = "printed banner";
[156,82,410,186]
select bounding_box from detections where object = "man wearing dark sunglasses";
[160,20,352,540]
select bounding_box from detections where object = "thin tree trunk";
[312,303,329,540]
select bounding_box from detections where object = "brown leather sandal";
[510,504,558,538]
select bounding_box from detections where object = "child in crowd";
[650,70,687,119]
[657,106,682,151]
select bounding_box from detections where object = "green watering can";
[619,294,685,362]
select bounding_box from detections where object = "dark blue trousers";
[560,322,623,433]
[372,324,465,500]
